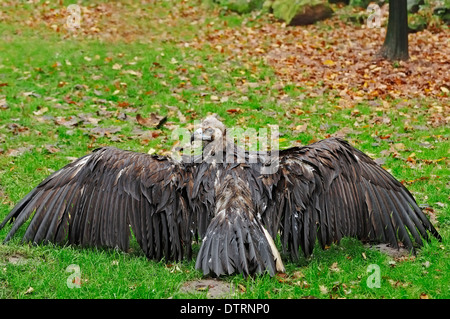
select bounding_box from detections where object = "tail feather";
[195,208,284,277]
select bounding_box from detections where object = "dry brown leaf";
[330,262,340,272]
[45,144,60,154]
[136,113,167,128]
[55,116,80,128]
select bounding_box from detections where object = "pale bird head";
[191,115,226,145]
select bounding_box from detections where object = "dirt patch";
[0,251,41,267]
[366,243,411,258]
[179,279,235,299]
[7,254,29,265]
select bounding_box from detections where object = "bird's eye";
[205,128,215,138]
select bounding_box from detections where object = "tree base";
[377,45,410,61]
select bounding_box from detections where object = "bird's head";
[191,115,226,146]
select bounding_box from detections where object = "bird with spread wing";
[0,116,441,277]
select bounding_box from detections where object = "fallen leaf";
[330,127,351,138]
[388,279,409,288]
[138,130,162,145]
[22,91,41,98]
[63,95,77,105]
[292,271,305,279]
[24,287,34,295]
[0,96,7,109]
[136,113,167,128]
[55,116,81,128]
[121,69,142,78]
[117,101,130,108]
[79,113,101,125]
[319,285,328,294]
[7,123,29,135]
[393,143,406,151]
[330,262,340,272]
[33,107,48,116]
[7,146,34,157]
[226,108,242,114]
[294,123,308,133]
[45,144,60,154]
[89,126,122,138]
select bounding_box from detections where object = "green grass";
[0,0,448,299]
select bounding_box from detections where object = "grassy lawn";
[0,0,448,299]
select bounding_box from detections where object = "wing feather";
[0,147,194,262]
[45,183,76,243]
[262,137,441,258]
[34,184,70,244]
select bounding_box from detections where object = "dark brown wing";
[0,147,193,261]
[261,137,441,260]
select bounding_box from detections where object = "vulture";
[0,116,441,277]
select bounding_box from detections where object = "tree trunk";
[378,0,409,61]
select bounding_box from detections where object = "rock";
[290,3,334,25]
[272,0,333,26]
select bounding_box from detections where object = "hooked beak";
[191,128,213,143]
